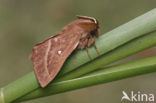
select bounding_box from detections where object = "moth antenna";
[86,47,92,60]
[93,43,100,56]
[76,15,98,24]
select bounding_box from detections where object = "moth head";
[76,15,99,37]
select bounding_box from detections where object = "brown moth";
[31,15,99,88]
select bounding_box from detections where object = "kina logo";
[121,91,154,102]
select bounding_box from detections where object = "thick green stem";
[0,9,156,103]
[15,56,156,102]
[13,29,156,102]
[5,27,155,102]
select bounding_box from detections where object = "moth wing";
[32,33,80,87]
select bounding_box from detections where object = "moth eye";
[90,29,97,36]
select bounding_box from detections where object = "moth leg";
[93,43,100,56]
[86,47,92,60]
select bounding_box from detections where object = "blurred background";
[0,0,156,103]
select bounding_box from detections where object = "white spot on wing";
[58,50,62,55]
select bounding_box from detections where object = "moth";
[31,15,99,88]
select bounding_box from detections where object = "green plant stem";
[15,56,156,102]
[1,9,156,103]
[11,27,156,103]
[13,28,156,102]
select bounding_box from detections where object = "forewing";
[32,33,80,87]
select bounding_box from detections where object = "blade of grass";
[15,56,156,102]
[1,9,156,103]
